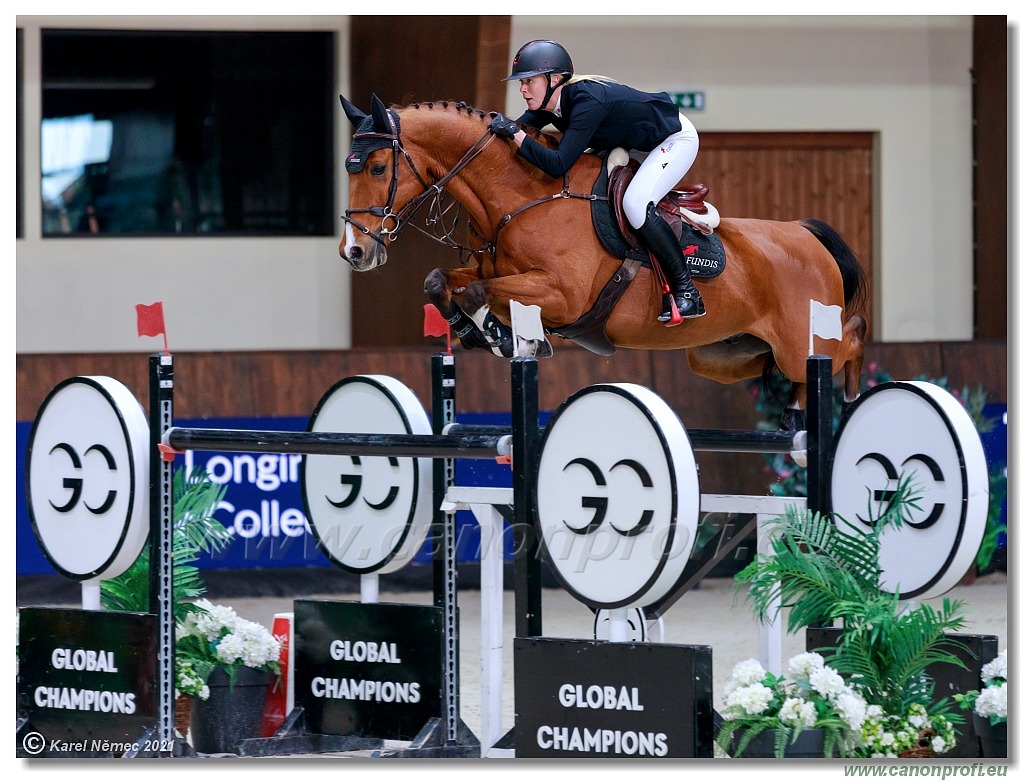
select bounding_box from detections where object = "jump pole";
[154,351,520,757]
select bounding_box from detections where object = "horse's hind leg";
[840,313,868,411]
[780,313,868,428]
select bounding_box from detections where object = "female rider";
[489,39,704,322]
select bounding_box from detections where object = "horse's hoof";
[512,337,553,359]
[535,339,554,358]
[780,407,806,433]
[456,331,488,351]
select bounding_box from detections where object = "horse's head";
[339,95,511,272]
[338,94,410,270]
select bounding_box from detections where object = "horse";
[338,94,869,428]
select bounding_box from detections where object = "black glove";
[489,114,519,139]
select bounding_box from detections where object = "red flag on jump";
[423,303,451,354]
[136,301,169,353]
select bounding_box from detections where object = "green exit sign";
[670,91,705,111]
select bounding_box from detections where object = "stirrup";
[658,292,704,324]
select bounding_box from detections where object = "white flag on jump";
[809,299,843,355]
[510,300,546,356]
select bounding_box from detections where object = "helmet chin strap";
[542,73,561,112]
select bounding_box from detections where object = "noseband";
[342,107,496,253]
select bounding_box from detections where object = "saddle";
[549,152,727,356]
[594,154,726,276]
[609,156,719,240]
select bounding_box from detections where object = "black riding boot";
[637,203,705,322]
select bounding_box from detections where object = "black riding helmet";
[503,40,574,81]
[504,40,574,115]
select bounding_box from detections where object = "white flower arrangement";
[956,649,1007,726]
[859,702,958,757]
[176,657,212,701]
[176,599,282,690]
[717,653,869,757]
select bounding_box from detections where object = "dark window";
[41,29,334,237]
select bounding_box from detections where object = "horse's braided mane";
[404,100,546,141]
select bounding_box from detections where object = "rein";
[343,110,604,260]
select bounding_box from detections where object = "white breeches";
[622,112,699,229]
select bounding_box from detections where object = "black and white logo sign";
[535,384,699,609]
[831,381,989,599]
[301,376,432,574]
[26,377,149,580]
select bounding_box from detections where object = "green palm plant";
[734,476,970,737]
[100,466,232,622]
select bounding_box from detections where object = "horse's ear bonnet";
[342,94,401,173]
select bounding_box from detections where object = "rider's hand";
[489,114,519,139]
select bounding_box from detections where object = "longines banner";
[17,413,519,576]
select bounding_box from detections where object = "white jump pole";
[440,486,514,757]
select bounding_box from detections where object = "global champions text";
[536,685,669,757]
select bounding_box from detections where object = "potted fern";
[100,466,232,732]
[734,477,969,758]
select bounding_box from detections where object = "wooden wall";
[973,16,1008,340]
[690,132,874,329]
[347,15,512,349]
[17,339,1006,496]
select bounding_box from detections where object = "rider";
[489,39,705,322]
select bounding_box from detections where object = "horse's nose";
[340,224,364,263]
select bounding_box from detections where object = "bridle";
[341,106,498,260]
[342,105,604,260]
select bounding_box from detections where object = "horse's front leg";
[460,273,566,359]
[424,267,489,351]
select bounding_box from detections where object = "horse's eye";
[370,163,387,177]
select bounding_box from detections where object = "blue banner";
[17,406,1006,577]
[17,412,519,577]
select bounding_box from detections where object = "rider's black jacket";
[514,79,682,178]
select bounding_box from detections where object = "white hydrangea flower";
[729,659,767,688]
[982,650,1007,683]
[779,697,817,730]
[931,735,947,754]
[976,682,1007,719]
[833,691,868,732]
[907,703,928,728]
[787,652,825,679]
[724,682,774,717]
[809,665,847,699]
[234,620,281,668]
[189,599,239,641]
[215,632,246,665]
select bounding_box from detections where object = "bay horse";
[339,94,868,427]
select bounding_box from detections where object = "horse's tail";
[799,218,868,318]
[759,219,868,409]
